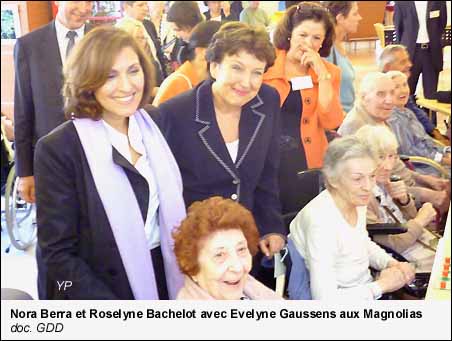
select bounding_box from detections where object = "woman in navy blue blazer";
[159,22,286,259]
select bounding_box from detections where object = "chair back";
[281,168,324,230]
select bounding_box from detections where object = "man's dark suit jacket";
[143,19,167,84]
[34,107,161,299]
[158,79,286,237]
[13,21,89,177]
[394,1,447,72]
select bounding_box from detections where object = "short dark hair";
[323,1,355,23]
[206,22,275,71]
[273,2,335,57]
[63,26,154,120]
[178,21,222,64]
[167,1,203,30]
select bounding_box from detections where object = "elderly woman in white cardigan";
[289,136,414,300]
[338,72,449,213]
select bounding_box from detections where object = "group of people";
[10,1,450,300]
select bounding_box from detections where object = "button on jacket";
[263,49,344,169]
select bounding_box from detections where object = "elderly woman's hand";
[414,202,437,227]
[259,234,285,258]
[426,176,449,192]
[386,180,410,204]
[376,266,410,294]
[393,261,415,284]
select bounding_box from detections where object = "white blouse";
[226,139,239,163]
[290,190,395,300]
[102,116,160,250]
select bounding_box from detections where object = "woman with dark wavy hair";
[159,22,286,277]
[34,26,186,300]
[263,2,344,215]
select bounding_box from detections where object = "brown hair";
[63,26,154,120]
[323,1,355,23]
[273,2,335,57]
[173,196,260,277]
[205,21,275,71]
[167,1,203,31]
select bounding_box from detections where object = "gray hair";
[323,135,377,185]
[358,71,393,99]
[355,125,399,157]
[386,70,407,81]
[378,44,408,72]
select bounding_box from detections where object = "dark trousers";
[409,44,440,99]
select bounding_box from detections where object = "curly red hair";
[173,196,260,276]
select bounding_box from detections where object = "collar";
[54,18,85,43]
[372,185,390,206]
[263,49,288,81]
[388,106,410,123]
[194,79,264,125]
[351,103,382,125]
[102,115,146,164]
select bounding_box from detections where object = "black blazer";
[143,19,167,84]
[34,112,159,299]
[394,1,447,72]
[13,21,90,177]
[158,79,286,237]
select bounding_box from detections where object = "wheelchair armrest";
[367,223,408,236]
[400,155,450,179]
[414,272,431,281]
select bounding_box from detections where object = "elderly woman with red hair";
[173,197,281,300]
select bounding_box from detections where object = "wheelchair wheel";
[4,166,37,251]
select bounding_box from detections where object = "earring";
[288,37,291,41]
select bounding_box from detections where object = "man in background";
[121,1,167,84]
[394,1,447,99]
[14,1,93,204]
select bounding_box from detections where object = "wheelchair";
[275,168,431,300]
[1,126,36,252]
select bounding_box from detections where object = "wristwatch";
[318,73,332,81]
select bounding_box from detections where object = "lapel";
[41,21,63,92]
[112,147,140,176]
[193,80,266,179]
[409,1,419,31]
[43,21,92,77]
[236,93,265,169]
[426,1,433,23]
[111,147,148,222]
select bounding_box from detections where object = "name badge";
[291,76,313,91]
[429,10,440,18]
